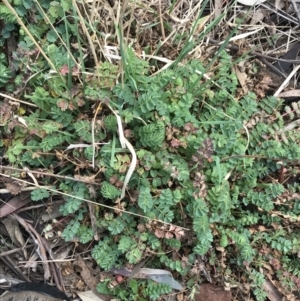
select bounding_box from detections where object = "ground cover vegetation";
[0,0,300,300]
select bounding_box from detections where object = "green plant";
[1,1,300,299]
[0,53,12,87]
[96,278,172,301]
[2,48,300,299]
[249,270,267,301]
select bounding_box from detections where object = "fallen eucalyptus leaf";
[111,267,183,290]
[77,290,106,301]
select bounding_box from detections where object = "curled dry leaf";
[5,180,23,195]
[2,216,27,258]
[74,256,113,301]
[0,192,31,218]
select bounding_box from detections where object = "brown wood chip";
[195,283,232,301]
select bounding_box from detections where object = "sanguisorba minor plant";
[1,0,300,300]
